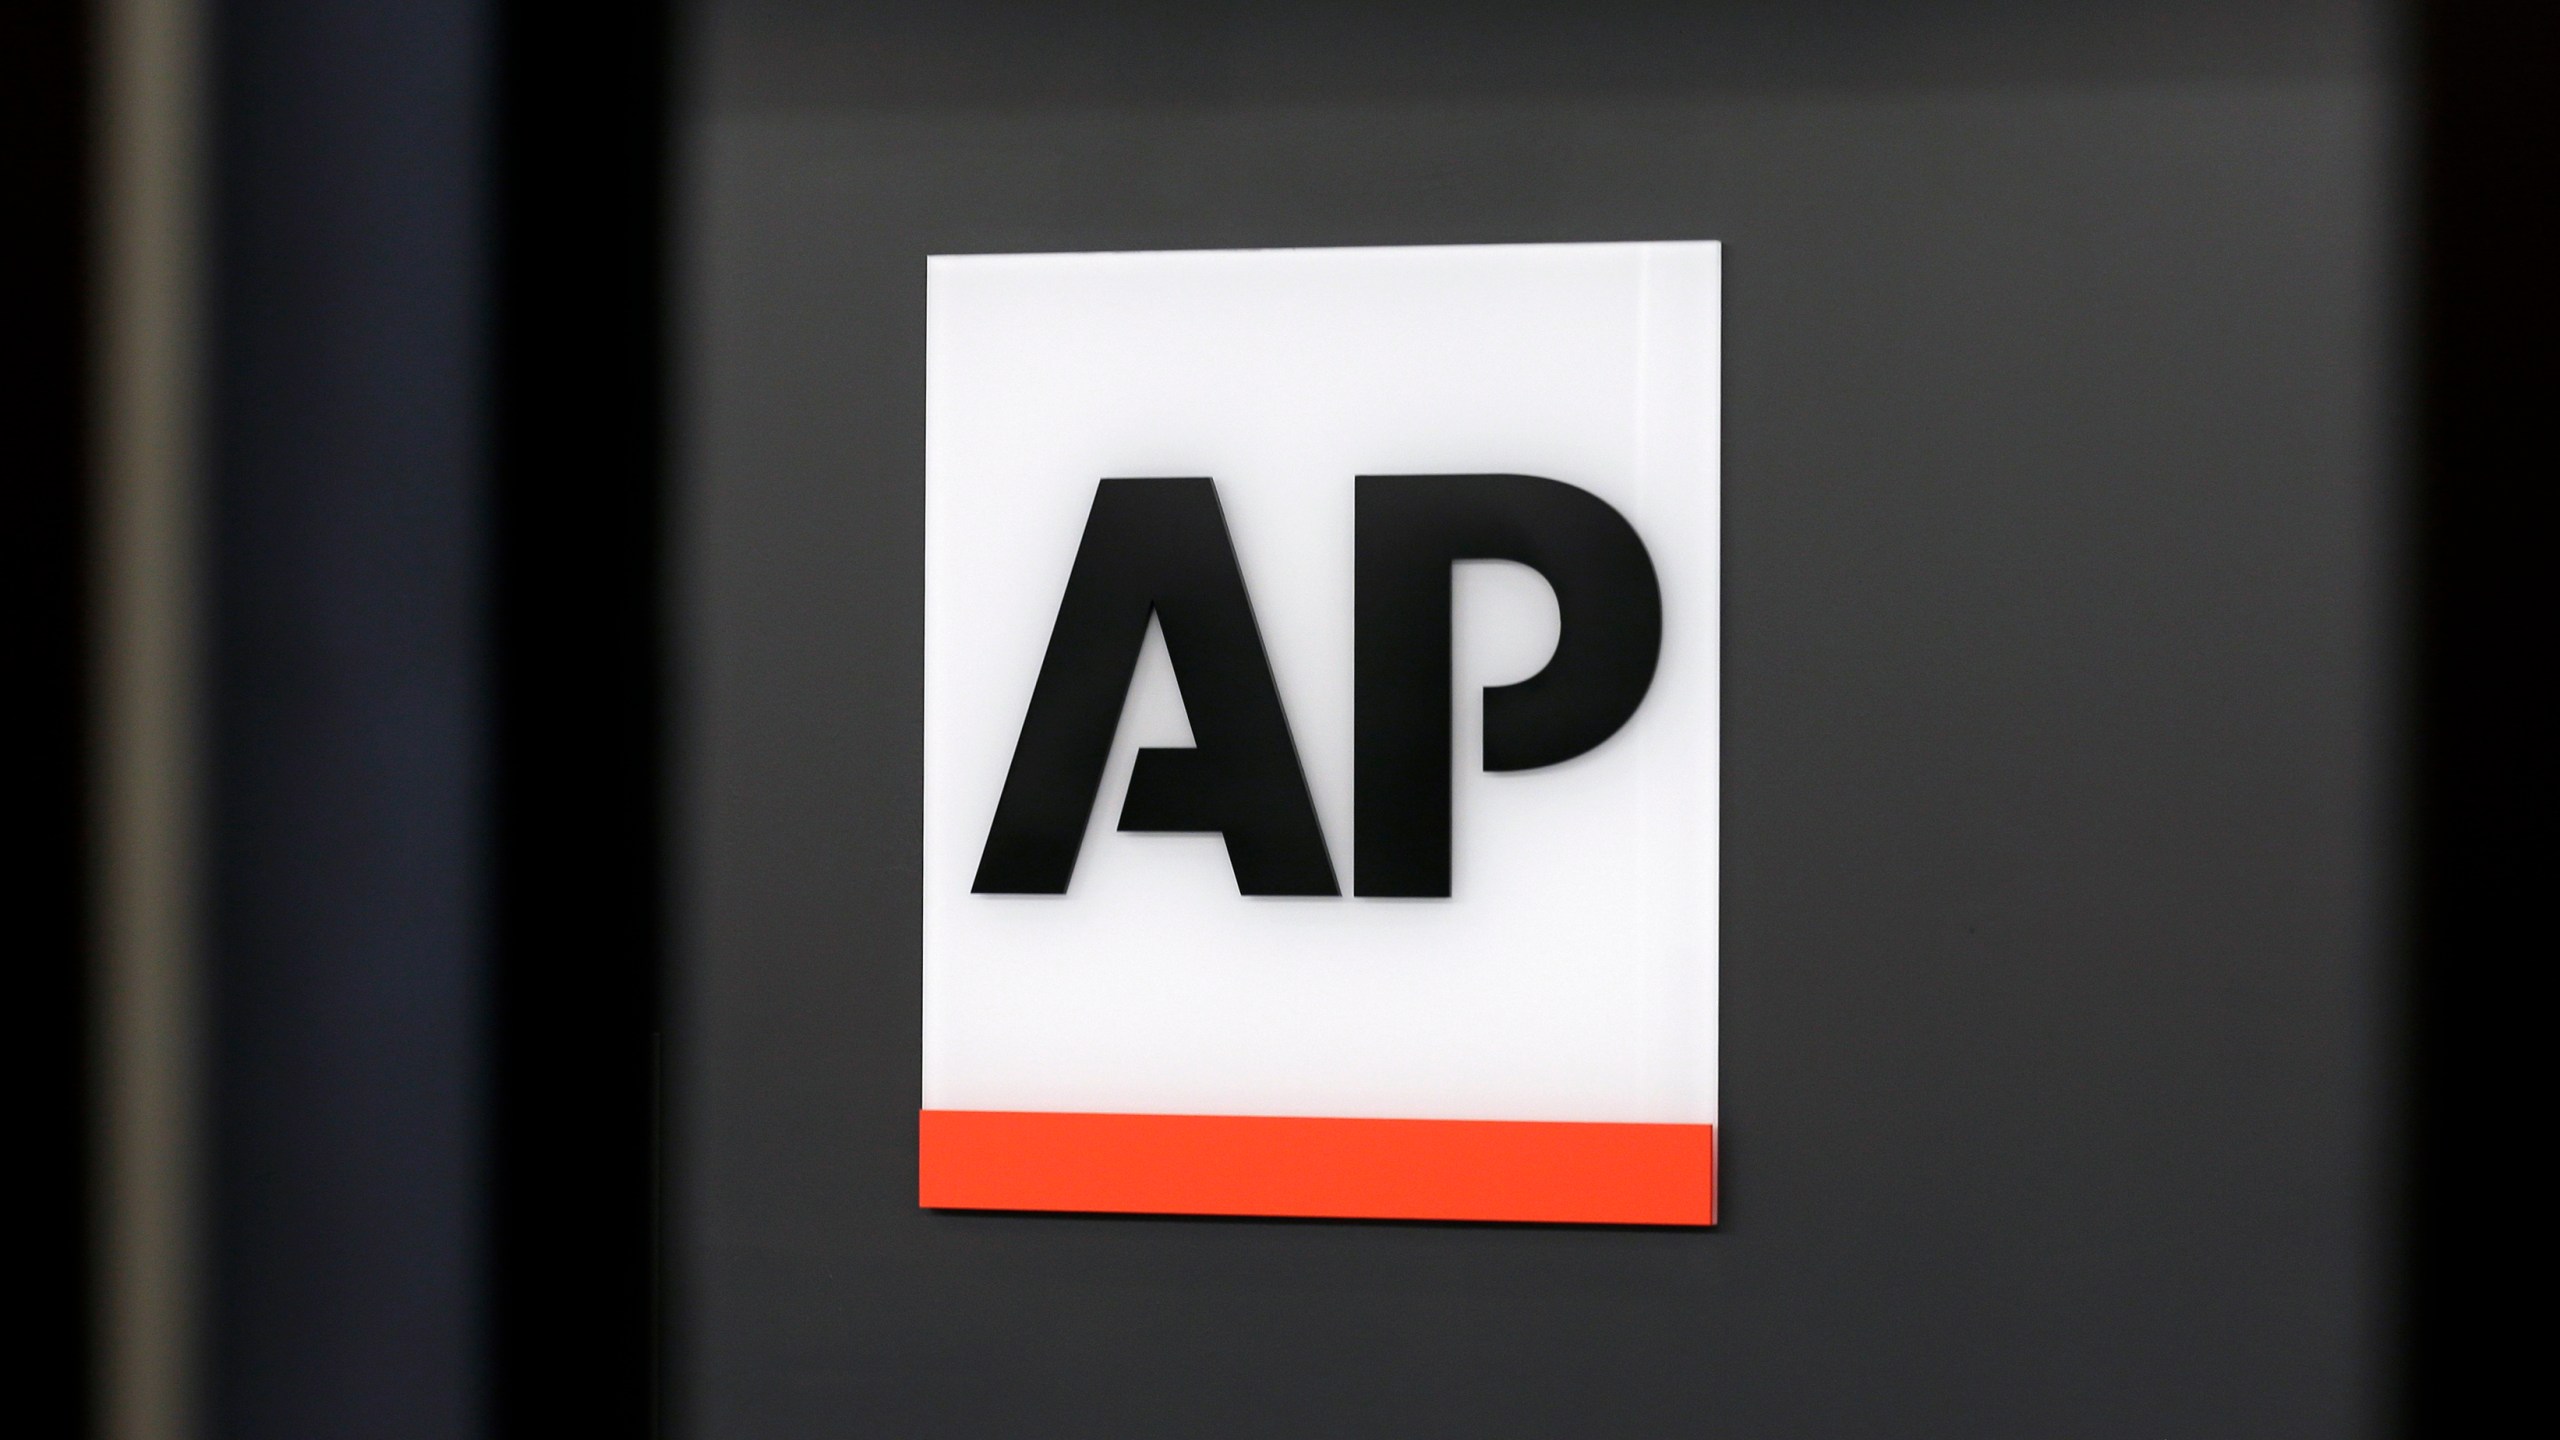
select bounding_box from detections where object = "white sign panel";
[922,241,1720,1224]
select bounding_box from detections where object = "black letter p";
[1354,474,1663,898]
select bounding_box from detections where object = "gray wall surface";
[676,3,2400,1434]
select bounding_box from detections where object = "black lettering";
[973,477,1340,896]
[1354,474,1662,897]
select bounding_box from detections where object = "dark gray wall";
[211,2,486,1435]
[678,4,2400,1435]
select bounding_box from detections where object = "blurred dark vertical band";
[490,3,672,1436]
[206,0,488,1435]
[2411,0,2553,1428]
[12,0,93,1434]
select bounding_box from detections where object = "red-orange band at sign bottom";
[918,1109,1716,1226]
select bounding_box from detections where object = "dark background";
[210,4,488,1433]
[679,2,2399,1436]
[29,1,2547,1436]
[14,0,93,1431]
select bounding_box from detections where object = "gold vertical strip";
[94,0,203,1435]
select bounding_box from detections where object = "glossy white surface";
[924,242,1719,1123]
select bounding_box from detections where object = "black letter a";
[973,477,1339,896]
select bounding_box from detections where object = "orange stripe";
[919,1109,1715,1226]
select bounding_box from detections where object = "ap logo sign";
[922,242,1720,1225]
